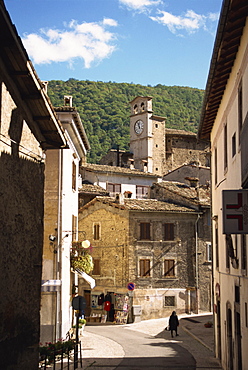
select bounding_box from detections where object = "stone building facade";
[0,2,67,368]
[78,185,211,322]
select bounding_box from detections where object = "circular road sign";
[127,282,135,291]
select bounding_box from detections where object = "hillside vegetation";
[47,79,204,163]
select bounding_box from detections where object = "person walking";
[169,311,179,338]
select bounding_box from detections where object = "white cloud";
[119,0,161,11]
[150,10,219,35]
[22,19,118,68]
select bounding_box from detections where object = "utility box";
[132,305,142,322]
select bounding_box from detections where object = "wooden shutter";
[164,223,174,241]
[92,258,100,275]
[140,259,150,277]
[94,224,100,240]
[164,259,175,277]
[140,222,151,240]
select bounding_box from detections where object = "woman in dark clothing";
[169,311,179,338]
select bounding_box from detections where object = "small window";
[232,133,236,157]
[107,183,121,197]
[72,215,77,242]
[72,162,76,190]
[139,259,150,277]
[164,296,175,307]
[164,223,174,241]
[235,285,240,303]
[215,227,219,268]
[238,82,243,142]
[94,223,100,240]
[140,222,151,240]
[136,185,149,199]
[245,302,248,327]
[214,148,218,185]
[155,123,158,128]
[224,124,227,170]
[92,258,100,275]
[241,234,247,271]
[206,242,212,262]
[164,259,175,277]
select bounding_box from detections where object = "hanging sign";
[222,190,248,234]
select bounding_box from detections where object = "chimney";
[115,193,124,205]
[185,177,199,188]
[64,95,73,107]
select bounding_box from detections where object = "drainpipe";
[195,214,200,314]
[56,149,63,341]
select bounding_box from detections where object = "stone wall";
[78,203,130,296]
[0,80,44,368]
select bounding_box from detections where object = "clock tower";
[129,96,165,176]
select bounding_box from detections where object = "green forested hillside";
[47,79,204,163]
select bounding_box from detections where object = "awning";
[41,279,61,292]
[75,269,96,289]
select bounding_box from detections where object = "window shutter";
[164,259,175,277]
[92,258,100,275]
[140,223,151,240]
[140,259,150,276]
[164,223,174,241]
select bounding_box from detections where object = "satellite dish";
[82,240,90,249]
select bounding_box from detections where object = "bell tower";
[129,96,165,176]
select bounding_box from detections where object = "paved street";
[80,313,222,370]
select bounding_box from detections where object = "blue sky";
[5,0,222,89]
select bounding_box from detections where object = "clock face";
[134,120,144,135]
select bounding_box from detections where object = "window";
[164,296,175,307]
[238,82,243,142]
[72,215,77,242]
[226,235,230,269]
[215,226,219,268]
[164,259,175,277]
[92,258,100,275]
[72,161,76,190]
[224,124,227,170]
[93,223,100,240]
[139,259,150,277]
[164,223,174,241]
[206,242,212,262]
[107,183,121,197]
[136,186,149,199]
[232,133,236,157]
[214,148,218,186]
[245,303,248,327]
[140,222,151,240]
[241,234,247,271]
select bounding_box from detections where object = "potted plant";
[204,321,213,328]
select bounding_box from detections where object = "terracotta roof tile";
[84,196,196,213]
[81,163,161,177]
[155,181,210,206]
[79,184,109,195]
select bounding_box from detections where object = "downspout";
[195,213,200,314]
[56,148,63,340]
